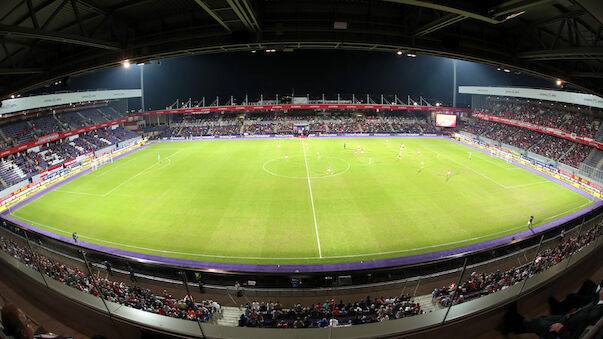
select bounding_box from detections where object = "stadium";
[0,1,601,338]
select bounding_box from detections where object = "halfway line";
[301,139,322,258]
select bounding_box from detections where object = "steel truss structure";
[0,0,601,99]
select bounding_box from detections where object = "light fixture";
[10,94,15,99]
[555,79,563,87]
[396,50,403,55]
[122,60,131,68]
[503,69,510,73]
[413,102,418,106]
[407,53,416,57]
[435,102,441,107]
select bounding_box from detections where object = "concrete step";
[213,306,243,327]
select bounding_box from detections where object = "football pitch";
[8,137,595,265]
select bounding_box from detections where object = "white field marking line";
[543,202,591,221]
[54,149,183,197]
[434,151,550,189]
[10,200,593,260]
[103,149,183,196]
[53,189,105,197]
[262,156,351,179]
[95,156,138,178]
[480,156,522,170]
[301,139,323,258]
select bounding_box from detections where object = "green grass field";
[8,137,595,265]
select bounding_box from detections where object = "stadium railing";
[0,207,601,337]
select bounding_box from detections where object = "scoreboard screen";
[435,114,457,127]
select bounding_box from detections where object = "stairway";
[412,294,444,314]
[53,115,68,132]
[558,143,576,163]
[76,111,89,124]
[213,306,243,327]
[98,108,112,121]
[594,122,603,142]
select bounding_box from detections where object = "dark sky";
[35,50,555,110]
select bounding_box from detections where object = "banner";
[458,86,603,109]
[473,113,603,150]
[455,133,603,198]
[0,118,128,159]
[0,89,142,115]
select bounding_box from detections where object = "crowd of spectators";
[475,97,600,138]
[212,125,240,136]
[502,128,543,151]
[530,134,575,161]
[239,294,423,328]
[0,236,221,322]
[0,211,599,330]
[1,106,127,148]
[163,113,438,137]
[327,119,362,133]
[433,223,600,307]
[459,120,497,136]
[243,123,275,134]
[461,119,594,168]
[0,125,139,189]
[564,143,592,168]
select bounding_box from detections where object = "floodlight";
[122,60,131,68]
[555,79,563,87]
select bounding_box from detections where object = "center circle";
[263,155,351,179]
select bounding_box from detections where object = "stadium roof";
[0,0,601,100]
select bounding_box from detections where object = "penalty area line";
[301,139,323,258]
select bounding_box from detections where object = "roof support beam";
[0,37,16,68]
[518,48,603,60]
[414,13,466,37]
[489,0,556,19]
[193,0,232,32]
[25,0,40,29]
[384,0,504,24]
[70,0,88,36]
[0,68,44,75]
[572,72,603,78]
[0,25,120,50]
[42,0,69,30]
[226,0,259,32]
[240,0,260,31]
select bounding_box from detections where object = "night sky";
[35,50,555,111]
